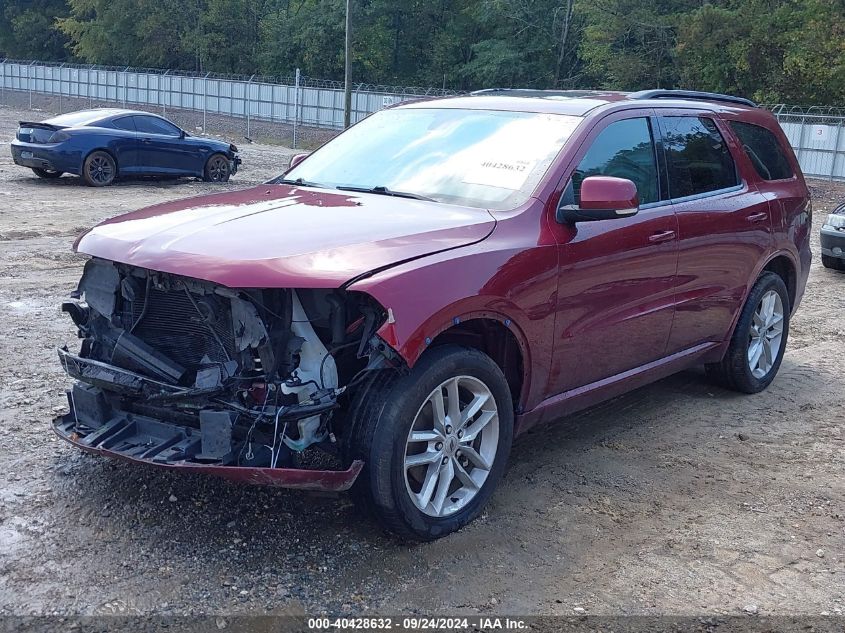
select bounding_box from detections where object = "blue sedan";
[10,108,241,186]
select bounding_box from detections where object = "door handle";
[140,137,152,143]
[649,230,676,243]
[747,212,768,223]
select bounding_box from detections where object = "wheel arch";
[205,151,228,166]
[393,312,531,414]
[82,147,119,176]
[204,151,230,179]
[716,250,798,362]
[761,253,797,312]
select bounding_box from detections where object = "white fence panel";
[15,59,844,177]
[0,59,427,135]
[774,113,845,180]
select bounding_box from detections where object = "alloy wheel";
[748,289,784,379]
[87,155,113,184]
[404,375,499,518]
[207,156,229,182]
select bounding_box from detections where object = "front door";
[547,113,679,394]
[133,115,198,175]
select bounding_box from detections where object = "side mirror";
[288,153,308,170]
[557,176,640,224]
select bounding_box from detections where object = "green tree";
[780,0,845,103]
[258,0,345,78]
[459,0,584,89]
[577,0,700,91]
[0,0,839,105]
[0,0,71,60]
[677,0,845,104]
[59,0,201,68]
[198,0,269,74]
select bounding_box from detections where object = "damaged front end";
[54,258,401,491]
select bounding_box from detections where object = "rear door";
[656,112,773,353]
[133,115,199,175]
[547,111,680,394]
[728,118,810,249]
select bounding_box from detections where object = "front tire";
[347,345,514,541]
[82,151,116,187]
[705,271,789,393]
[821,254,845,271]
[32,167,63,179]
[204,154,231,182]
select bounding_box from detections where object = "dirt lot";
[0,103,843,618]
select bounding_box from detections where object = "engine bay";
[55,257,399,474]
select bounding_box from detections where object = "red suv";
[56,89,811,540]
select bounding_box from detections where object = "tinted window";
[47,110,121,127]
[730,121,793,180]
[571,118,659,204]
[662,116,739,198]
[134,116,181,136]
[112,116,135,132]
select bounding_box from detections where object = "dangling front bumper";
[53,410,364,492]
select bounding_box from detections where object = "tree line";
[0,0,843,104]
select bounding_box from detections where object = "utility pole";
[343,0,352,128]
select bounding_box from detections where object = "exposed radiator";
[130,286,236,367]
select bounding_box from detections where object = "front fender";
[355,261,535,405]
[381,298,532,374]
[347,208,558,412]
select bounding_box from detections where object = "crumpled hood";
[75,184,496,288]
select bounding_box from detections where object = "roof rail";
[629,90,757,108]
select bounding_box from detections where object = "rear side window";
[661,116,738,198]
[571,117,659,204]
[729,121,794,180]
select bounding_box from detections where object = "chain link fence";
[1,58,843,179]
[0,59,458,148]
[763,105,845,181]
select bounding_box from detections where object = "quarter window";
[662,116,739,198]
[730,121,794,181]
[571,118,659,205]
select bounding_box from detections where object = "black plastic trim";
[629,90,757,108]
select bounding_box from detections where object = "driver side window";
[133,115,181,137]
[570,117,659,205]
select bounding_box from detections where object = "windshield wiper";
[336,185,437,202]
[273,176,329,188]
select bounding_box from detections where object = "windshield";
[281,108,582,210]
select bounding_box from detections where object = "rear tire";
[82,151,116,187]
[705,271,789,394]
[345,345,514,541]
[31,167,62,179]
[203,154,231,182]
[821,254,845,271]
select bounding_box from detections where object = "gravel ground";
[0,102,843,618]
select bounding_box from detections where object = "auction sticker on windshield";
[462,158,535,190]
